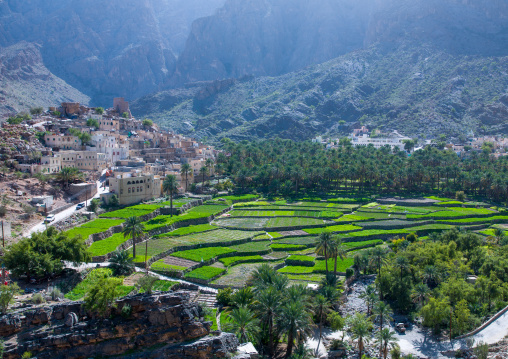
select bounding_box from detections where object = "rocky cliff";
[0,42,90,117]
[0,291,238,359]
[0,0,225,105]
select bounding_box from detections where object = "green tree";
[0,283,20,314]
[78,132,92,145]
[199,166,208,185]
[88,198,100,214]
[142,119,153,127]
[86,118,99,129]
[95,107,104,114]
[375,328,398,359]
[136,275,159,294]
[122,112,129,118]
[359,285,378,316]
[254,286,282,356]
[330,238,347,276]
[278,301,314,358]
[123,216,145,260]
[372,301,393,332]
[3,227,90,280]
[411,283,430,309]
[313,294,331,356]
[420,297,450,332]
[315,232,334,275]
[30,107,44,117]
[162,175,179,217]
[84,277,123,317]
[453,299,471,336]
[56,167,83,188]
[108,250,135,276]
[180,163,192,192]
[347,313,373,359]
[225,305,260,343]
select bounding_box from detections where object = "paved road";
[24,174,108,237]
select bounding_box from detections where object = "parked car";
[395,323,406,333]
[76,203,85,210]
[44,214,55,223]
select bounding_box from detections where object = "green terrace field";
[143,205,229,232]
[89,232,131,257]
[211,261,285,287]
[185,266,226,281]
[219,255,265,267]
[215,216,329,229]
[65,218,124,240]
[150,260,187,273]
[406,207,494,219]
[129,229,263,263]
[437,215,508,224]
[303,224,362,234]
[100,198,194,218]
[354,211,406,220]
[278,257,355,274]
[171,247,236,262]
[229,209,342,218]
[154,224,217,238]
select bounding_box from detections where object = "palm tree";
[347,313,373,359]
[411,283,430,308]
[205,158,214,176]
[278,301,314,358]
[369,246,388,275]
[359,285,378,316]
[123,216,145,262]
[180,163,192,192]
[162,175,178,217]
[330,238,347,276]
[313,294,331,356]
[226,305,260,343]
[199,166,208,186]
[254,287,281,356]
[372,301,393,332]
[423,265,440,288]
[395,256,410,283]
[353,253,369,276]
[493,228,505,245]
[56,167,83,188]
[108,250,135,276]
[375,328,398,359]
[315,233,334,275]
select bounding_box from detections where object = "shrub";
[136,275,159,294]
[30,293,46,304]
[346,268,354,279]
[49,287,63,301]
[121,304,132,318]
[84,277,123,317]
[109,250,135,276]
[217,287,233,306]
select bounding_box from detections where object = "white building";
[349,129,411,152]
[88,134,129,164]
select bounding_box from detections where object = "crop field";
[407,207,494,219]
[185,266,226,281]
[171,247,236,262]
[342,239,383,249]
[271,243,307,251]
[272,236,318,246]
[215,217,269,229]
[155,224,217,238]
[65,218,124,240]
[266,217,328,228]
[229,210,342,218]
[355,211,406,219]
[437,215,508,224]
[212,261,284,287]
[150,260,187,272]
[143,205,229,232]
[229,241,271,253]
[219,255,265,267]
[303,224,362,234]
[128,229,262,262]
[89,232,131,257]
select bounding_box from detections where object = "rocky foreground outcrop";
[0,291,239,359]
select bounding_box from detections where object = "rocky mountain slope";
[0,0,225,105]
[0,42,90,117]
[131,43,508,141]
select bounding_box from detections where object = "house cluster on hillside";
[2,98,218,205]
[450,135,508,158]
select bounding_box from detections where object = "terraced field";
[78,196,507,287]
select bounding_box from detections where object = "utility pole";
[1,221,4,248]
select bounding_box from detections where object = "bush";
[49,287,63,301]
[136,275,159,294]
[217,287,233,306]
[0,206,6,217]
[121,304,132,318]
[30,293,46,304]
[84,277,123,317]
[346,268,354,279]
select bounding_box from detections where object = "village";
[0,98,218,242]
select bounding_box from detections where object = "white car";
[44,214,55,223]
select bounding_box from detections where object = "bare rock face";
[0,291,239,359]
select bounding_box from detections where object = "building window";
[128,188,131,194]
[120,189,123,194]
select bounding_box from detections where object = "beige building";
[44,133,82,150]
[104,173,162,206]
[98,118,120,131]
[59,150,107,171]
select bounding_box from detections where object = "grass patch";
[150,260,186,272]
[271,243,306,251]
[185,266,226,281]
[215,194,259,203]
[219,255,265,267]
[171,247,236,262]
[89,232,130,257]
[285,274,325,282]
[268,232,282,238]
[139,280,178,293]
[303,224,362,234]
[65,218,124,240]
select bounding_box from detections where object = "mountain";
[131,43,508,142]
[0,42,90,117]
[0,0,226,105]
[170,0,373,86]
